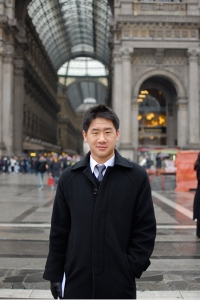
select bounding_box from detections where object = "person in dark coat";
[43,104,156,299]
[193,152,200,238]
[49,153,62,190]
[35,154,47,190]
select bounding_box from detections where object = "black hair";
[82,104,120,133]
[194,152,200,171]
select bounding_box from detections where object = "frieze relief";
[121,28,197,40]
[137,3,187,12]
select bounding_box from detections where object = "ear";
[116,130,120,142]
[82,131,87,142]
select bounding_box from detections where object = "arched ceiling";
[27,0,112,71]
[67,79,107,111]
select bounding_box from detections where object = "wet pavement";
[0,172,199,299]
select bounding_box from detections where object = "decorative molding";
[113,15,200,24]
[120,47,133,60]
[176,99,188,110]
[155,49,164,64]
[113,51,122,63]
[187,48,200,58]
[14,60,24,76]
[117,27,198,40]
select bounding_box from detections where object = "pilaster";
[119,47,134,160]
[0,46,6,155]
[176,98,188,148]
[187,48,200,148]
[2,45,14,156]
[131,98,139,162]
[13,58,24,155]
[112,50,122,149]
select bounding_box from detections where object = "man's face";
[82,118,120,163]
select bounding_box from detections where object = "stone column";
[176,98,188,148]
[187,48,200,147]
[112,50,122,150]
[13,59,25,155]
[0,46,6,155]
[2,46,14,156]
[131,98,139,162]
[119,47,133,160]
[112,51,122,122]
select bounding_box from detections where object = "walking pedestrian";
[193,152,200,238]
[49,153,62,190]
[43,104,156,299]
[35,154,47,190]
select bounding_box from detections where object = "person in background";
[193,152,200,238]
[156,153,162,169]
[49,153,62,190]
[43,104,156,299]
[10,157,17,173]
[35,154,48,190]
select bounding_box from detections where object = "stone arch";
[132,68,186,99]
[15,0,31,23]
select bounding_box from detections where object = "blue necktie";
[96,165,106,181]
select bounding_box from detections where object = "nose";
[98,133,106,142]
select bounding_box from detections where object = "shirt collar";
[90,155,115,173]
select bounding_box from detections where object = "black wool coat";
[193,166,200,220]
[43,150,156,299]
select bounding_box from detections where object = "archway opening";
[138,76,177,147]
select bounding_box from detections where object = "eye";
[106,131,111,134]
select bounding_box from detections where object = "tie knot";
[96,164,106,181]
[96,164,106,173]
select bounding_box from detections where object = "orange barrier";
[157,170,176,190]
[175,150,198,191]
[146,169,156,186]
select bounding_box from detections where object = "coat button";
[93,188,98,195]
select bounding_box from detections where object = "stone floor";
[0,172,199,299]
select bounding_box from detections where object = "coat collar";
[72,150,133,171]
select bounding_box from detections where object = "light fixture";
[140,90,149,95]
[159,115,166,125]
[146,113,155,120]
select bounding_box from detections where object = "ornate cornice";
[111,15,200,26]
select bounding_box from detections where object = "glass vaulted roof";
[58,57,108,110]
[27,0,112,71]
[58,57,108,77]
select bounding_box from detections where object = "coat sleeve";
[43,175,71,282]
[127,171,156,279]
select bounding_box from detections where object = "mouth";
[97,146,107,150]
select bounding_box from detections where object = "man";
[43,104,156,299]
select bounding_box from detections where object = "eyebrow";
[91,127,113,131]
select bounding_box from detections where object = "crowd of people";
[0,153,81,190]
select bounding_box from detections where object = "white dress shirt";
[90,155,115,179]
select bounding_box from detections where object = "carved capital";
[120,47,133,61]
[113,51,122,63]
[187,48,200,60]
[131,98,139,110]
[0,47,4,57]
[3,46,14,63]
[14,60,24,76]
[176,98,187,110]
